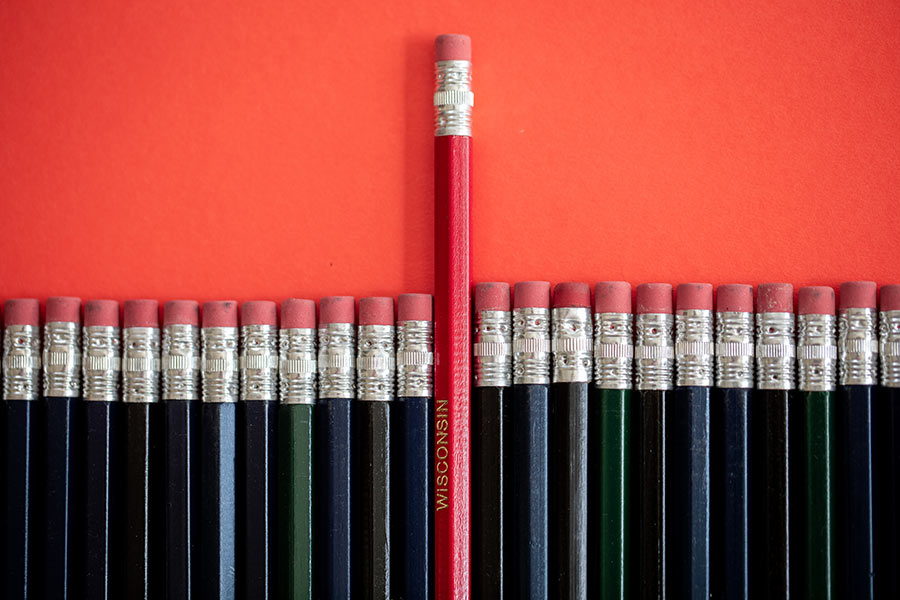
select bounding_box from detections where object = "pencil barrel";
[3,399,39,599]
[802,390,835,599]
[164,399,200,599]
[200,401,237,600]
[637,388,666,600]
[278,402,314,600]
[355,400,391,599]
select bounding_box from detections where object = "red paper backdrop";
[2,1,899,307]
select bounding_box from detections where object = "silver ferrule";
[756,313,796,390]
[474,310,512,388]
[880,310,900,388]
[839,308,878,386]
[318,323,356,399]
[82,326,121,402]
[513,307,551,385]
[279,328,317,404]
[552,307,593,384]
[201,326,239,403]
[357,324,395,402]
[43,321,82,397]
[240,325,278,401]
[715,312,754,389]
[123,327,160,403]
[634,313,675,390]
[593,313,633,390]
[162,324,200,400]
[434,60,473,137]
[397,320,434,398]
[798,314,837,391]
[3,325,42,400]
[675,310,715,387]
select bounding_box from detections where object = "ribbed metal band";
[839,308,878,386]
[279,327,316,404]
[552,307,592,384]
[162,324,200,400]
[756,312,796,390]
[201,326,239,403]
[357,324,395,402]
[123,327,160,403]
[798,314,837,392]
[715,311,754,389]
[82,325,121,402]
[474,310,512,388]
[318,322,355,399]
[240,324,278,401]
[513,307,551,385]
[3,325,41,400]
[675,310,714,387]
[635,313,675,391]
[397,320,434,398]
[43,321,82,397]
[434,60,473,136]
[593,312,633,390]
[880,310,900,388]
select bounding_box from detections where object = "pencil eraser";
[839,281,877,310]
[241,301,277,327]
[676,283,713,312]
[798,286,835,315]
[4,299,40,327]
[635,284,673,315]
[84,300,119,328]
[435,34,471,61]
[202,301,238,328]
[46,297,81,324]
[164,300,200,326]
[319,296,355,325]
[553,282,591,309]
[593,282,631,314]
[359,297,395,326]
[757,283,794,314]
[881,285,900,312]
[281,299,316,329]
[475,283,510,312]
[716,284,754,313]
[398,294,432,322]
[513,282,551,309]
[123,300,159,328]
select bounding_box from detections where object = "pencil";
[877,284,900,598]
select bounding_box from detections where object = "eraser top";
[123,300,159,328]
[435,34,471,61]
[84,300,120,328]
[593,282,631,314]
[635,283,673,315]
[475,282,510,312]
[716,284,754,313]
[398,293,432,322]
[757,283,794,314]
[513,281,551,309]
[4,299,40,327]
[798,286,835,315]
[164,300,200,326]
[46,297,81,324]
[202,301,238,328]
[359,297,395,326]
[881,285,900,312]
[241,301,277,327]
[839,281,877,310]
[281,298,316,329]
[553,282,591,309]
[676,283,713,312]
[319,296,355,325]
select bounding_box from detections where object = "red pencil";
[433,33,473,600]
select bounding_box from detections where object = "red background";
[2,1,899,306]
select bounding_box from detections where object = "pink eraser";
[202,301,238,328]
[4,299,40,327]
[513,281,551,309]
[45,297,81,324]
[84,300,120,328]
[593,282,631,314]
[435,34,471,61]
[475,283,510,312]
[676,283,713,312]
[716,284,754,313]
[635,284,673,315]
[359,297,395,326]
[798,286,835,315]
[319,296,355,325]
[123,300,159,328]
[881,285,900,312]
[757,283,794,314]
[839,281,877,310]
[241,301,277,327]
[398,294,433,322]
[164,300,199,326]
[281,299,316,329]
[553,282,591,309]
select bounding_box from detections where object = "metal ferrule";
[880,310,900,388]
[593,313,633,390]
[240,325,278,401]
[201,326,239,403]
[43,321,82,397]
[123,327,160,403]
[162,324,200,400]
[756,313,796,390]
[838,308,878,386]
[434,60,473,137]
[715,312,754,389]
[675,310,714,387]
[397,320,434,398]
[552,307,593,384]
[513,307,551,385]
[474,310,512,388]
[279,328,317,404]
[3,325,41,400]
[634,313,675,391]
[357,324,395,402]
[798,314,837,392]
[82,326,121,402]
[318,323,356,399]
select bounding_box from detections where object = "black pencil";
[877,285,900,598]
